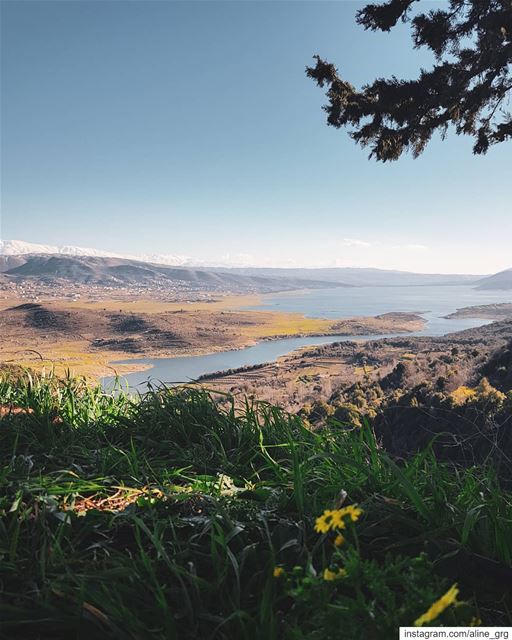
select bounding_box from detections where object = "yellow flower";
[334,533,345,547]
[414,584,459,627]
[323,568,337,581]
[330,510,347,530]
[273,566,285,578]
[314,505,362,534]
[341,504,363,523]
[469,617,481,627]
[323,567,347,581]
[314,510,338,533]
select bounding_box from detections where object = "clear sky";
[1,0,510,274]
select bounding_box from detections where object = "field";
[1,372,511,639]
[0,294,424,378]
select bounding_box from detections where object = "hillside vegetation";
[1,373,512,639]
[202,323,512,473]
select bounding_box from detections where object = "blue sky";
[1,0,510,273]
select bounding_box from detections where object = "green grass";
[1,372,511,639]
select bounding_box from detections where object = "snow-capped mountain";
[136,253,195,267]
[1,240,61,256]
[0,239,119,258]
[0,239,191,266]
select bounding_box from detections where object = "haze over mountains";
[0,255,347,294]
[1,239,511,290]
[217,267,483,287]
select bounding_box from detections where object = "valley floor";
[0,292,424,378]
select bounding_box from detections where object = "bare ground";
[0,294,424,377]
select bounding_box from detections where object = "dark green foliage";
[372,382,512,476]
[307,0,512,160]
[1,373,512,638]
[480,339,512,391]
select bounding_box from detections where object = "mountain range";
[0,239,191,267]
[1,239,511,290]
[0,254,349,294]
[213,267,483,287]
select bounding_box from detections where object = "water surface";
[102,284,510,390]
[243,284,512,324]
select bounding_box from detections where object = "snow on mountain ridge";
[0,240,60,255]
[0,239,191,266]
[58,245,123,258]
[0,239,115,257]
[137,253,194,267]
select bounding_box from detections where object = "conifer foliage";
[307,0,512,160]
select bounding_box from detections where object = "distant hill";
[2,255,348,294]
[0,240,490,283]
[212,266,483,287]
[476,268,512,290]
[0,255,27,272]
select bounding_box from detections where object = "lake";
[241,284,512,329]
[102,284,511,390]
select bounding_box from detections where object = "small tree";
[307,0,512,161]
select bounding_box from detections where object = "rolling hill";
[476,268,512,290]
[0,254,349,294]
[0,255,27,272]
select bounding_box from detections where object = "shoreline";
[105,324,424,372]
[4,290,507,381]
[444,302,512,321]
[101,312,427,380]
[0,291,426,378]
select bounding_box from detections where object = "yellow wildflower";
[323,568,337,581]
[314,510,338,533]
[414,584,459,627]
[273,567,285,578]
[314,505,362,534]
[334,533,345,547]
[469,617,481,627]
[323,567,347,581]
[330,510,347,530]
[341,504,363,523]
